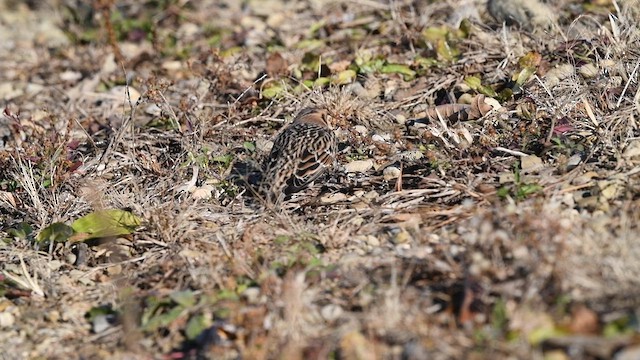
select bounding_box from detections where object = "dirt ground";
[1,0,640,359]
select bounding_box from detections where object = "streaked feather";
[261,107,337,202]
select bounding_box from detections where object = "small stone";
[353,190,366,197]
[544,64,575,87]
[400,150,423,161]
[344,159,373,173]
[177,22,199,38]
[47,260,64,271]
[599,180,620,200]
[266,13,287,28]
[145,104,162,116]
[0,312,15,328]
[350,216,365,227]
[348,82,367,97]
[70,269,94,286]
[567,154,582,169]
[623,140,640,160]
[59,70,83,82]
[391,228,411,244]
[364,190,379,199]
[100,53,117,74]
[520,155,544,173]
[92,314,112,334]
[192,185,214,200]
[395,114,407,124]
[339,331,376,360]
[366,235,380,247]
[241,287,261,304]
[108,86,141,103]
[25,83,44,96]
[371,134,387,142]
[46,310,61,323]
[579,63,599,78]
[615,345,640,360]
[512,246,529,259]
[255,138,273,153]
[383,166,401,181]
[0,83,23,100]
[320,304,343,322]
[320,192,348,204]
[353,125,368,135]
[162,60,182,71]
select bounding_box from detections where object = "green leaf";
[308,20,326,35]
[422,26,460,62]
[313,77,330,87]
[274,235,290,245]
[358,58,385,74]
[216,289,239,301]
[243,141,256,152]
[458,18,473,38]
[517,183,542,199]
[464,76,497,97]
[170,290,196,308]
[381,63,416,81]
[332,69,357,85]
[220,46,242,57]
[212,154,233,168]
[491,299,508,331]
[7,223,33,240]
[435,39,460,62]
[603,315,636,337]
[261,83,286,99]
[422,26,449,43]
[36,222,74,244]
[71,209,140,239]
[185,314,209,340]
[513,67,537,86]
[142,305,185,332]
[496,187,511,199]
[513,52,542,86]
[294,39,325,51]
[415,56,438,69]
[498,88,514,102]
[464,76,482,89]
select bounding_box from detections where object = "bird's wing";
[288,129,335,191]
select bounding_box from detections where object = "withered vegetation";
[1,0,639,358]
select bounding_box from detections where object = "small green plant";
[3,223,34,243]
[270,234,325,276]
[497,164,543,201]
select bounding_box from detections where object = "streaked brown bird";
[261,107,337,203]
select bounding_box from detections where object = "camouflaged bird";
[261,107,337,202]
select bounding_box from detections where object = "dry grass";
[1,0,639,358]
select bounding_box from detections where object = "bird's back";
[261,108,337,202]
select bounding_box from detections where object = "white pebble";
[344,159,373,173]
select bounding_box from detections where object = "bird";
[260,107,337,203]
[487,0,557,30]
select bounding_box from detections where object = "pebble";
[353,125,368,135]
[383,166,401,181]
[0,312,15,328]
[242,287,261,304]
[579,63,599,78]
[344,159,373,173]
[400,150,423,161]
[320,192,348,204]
[145,104,162,116]
[320,304,343,322]
[521,154,544,173]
